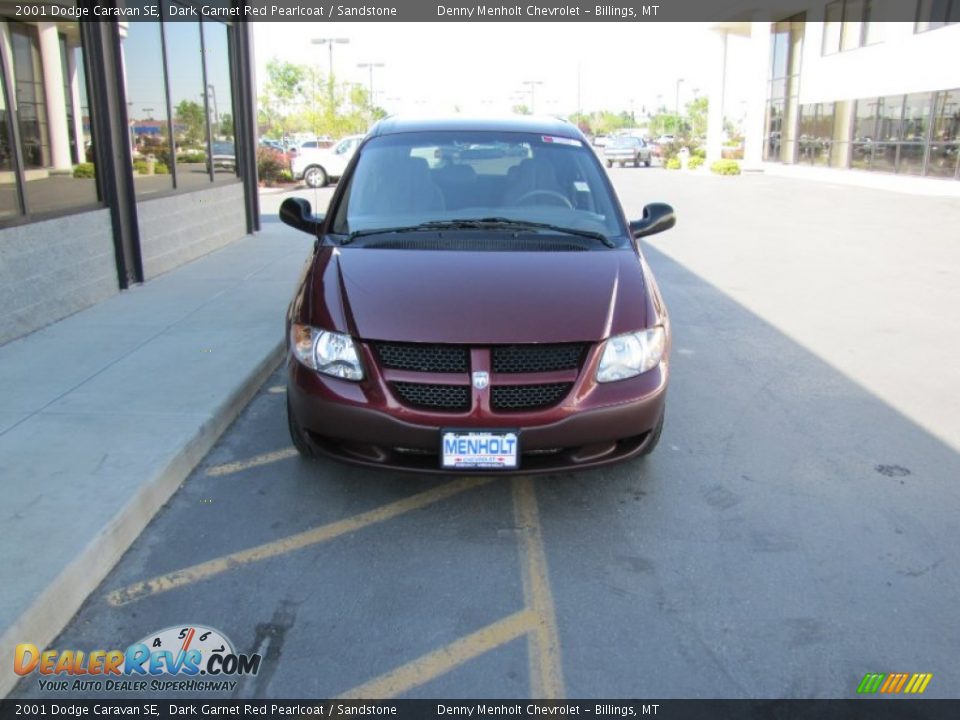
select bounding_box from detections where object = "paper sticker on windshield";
[541,135,582,147]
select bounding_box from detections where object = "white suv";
[291,135,363,188]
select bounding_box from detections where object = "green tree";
[685,96,708,138]
[261,59,308,138]
[175,100,206,146]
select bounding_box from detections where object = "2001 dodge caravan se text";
[280,115,676,474]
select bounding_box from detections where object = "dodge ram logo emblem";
[472,371,489,390]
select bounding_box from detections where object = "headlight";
[290,324,363,381]
[596,327,665,383]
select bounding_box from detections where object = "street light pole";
[522,80,543,114]
[357,62,385,113]
[312,37,350,117]
[675,77,685,136]
[206,84,219,135]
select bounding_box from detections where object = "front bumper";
[287,344,668,474]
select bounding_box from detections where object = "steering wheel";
[513,189,573,209]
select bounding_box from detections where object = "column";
[37,22,72,171]
[66,42,85,164]
[743,20,772,168]
[705,29,728,163]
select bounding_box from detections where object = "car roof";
[367,114,585,142]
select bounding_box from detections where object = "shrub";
[687,156,704,170]
[277,169,294,183]
[665,157,681,170]
[178,151,207,164]
[73,163,95,179]
[155,162,170,175]
[711,159,741,175]
[133,160,149,174]
[691,147,706,159]
[257,146,287,185]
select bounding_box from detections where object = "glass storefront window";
[929,89,960,178]
[822,2,843,54]
[871,95,903,172]
[3,21,98,216]
[203,21,238,186]
[123,14,174,197]
[9,23,49,169]
[898,92,932,176]
[163,7,211,190]
[851,99,877,169]
[0,54,21,219]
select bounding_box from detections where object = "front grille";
[374,342,469,373]
[491,383,572,411]
[392,382,470,411]
[492,344,587,373]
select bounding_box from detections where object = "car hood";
[306,247,650,344]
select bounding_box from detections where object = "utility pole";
[312,37,350,121]
[522,80,543,114]
[675,77,685,136]
[357,62,385,116]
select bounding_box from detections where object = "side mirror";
[629,203,676,239]
[279,197,324,236]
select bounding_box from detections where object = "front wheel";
[287,397,317,459]
[644,159,651,167]
[303,165,328,188]
[606,160,613,168]
[639,409,665,457]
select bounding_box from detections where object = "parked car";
[291,134,363,188]
[279,115,676,474]
[208,141,236,173]
[603,135,652,168]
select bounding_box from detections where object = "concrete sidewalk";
[0,222,311,697]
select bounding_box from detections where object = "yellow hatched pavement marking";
[338,610,536,699]
[105,476,494,606]
[513,476,566,699]
[205,447,299,477]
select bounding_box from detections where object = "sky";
[252,22,753,123]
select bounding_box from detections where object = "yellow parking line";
[338,610,536,699]
[106,476,494,607]
[205,447,299,477]
[513,477,566,699]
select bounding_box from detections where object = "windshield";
[612,136,640,147]
[331,130,625,243]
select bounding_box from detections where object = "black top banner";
[9,1,933,22]
[2,700,960,720]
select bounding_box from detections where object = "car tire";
[304,166,328,188]
[619,161,625,168]
[606,160,613,168]
[644,159,651,167]
[287,397,317,459]
[639,409,665,457]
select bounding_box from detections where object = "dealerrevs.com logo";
[14,625,261,692]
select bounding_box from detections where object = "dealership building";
[707,3,960,182]
[0,1,259,345]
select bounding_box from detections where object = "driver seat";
[502,157,565,205]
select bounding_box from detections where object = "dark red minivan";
[280,116,675,474]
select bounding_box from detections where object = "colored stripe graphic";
[857,673,885,694]
[858,672,932,694]
[904,673,933,694]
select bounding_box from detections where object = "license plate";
[441,430,519,470]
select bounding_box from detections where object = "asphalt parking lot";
[14,167,960,699]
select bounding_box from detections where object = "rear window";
[331,130,625,242]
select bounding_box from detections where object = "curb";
[0,343,284,699]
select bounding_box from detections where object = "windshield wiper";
[344,218,614,247]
